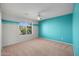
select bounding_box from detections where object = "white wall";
[2,20,38,47]
[1,3,39,47]
[0,7,1,55]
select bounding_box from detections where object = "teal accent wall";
[33,24,39,26]
[2,20,19,24]
[39,14,72,44]
[73,4,79,56]
[2,19,38,26]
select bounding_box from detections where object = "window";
[19,22,32,35]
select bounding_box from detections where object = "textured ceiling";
[1,3,73,21]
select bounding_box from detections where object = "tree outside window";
[19,22,32,35]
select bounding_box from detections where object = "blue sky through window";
[19,22,31,26]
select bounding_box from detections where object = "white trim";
[40,38,73,46]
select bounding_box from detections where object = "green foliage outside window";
[19,26,27,35]
[19,25,32,35]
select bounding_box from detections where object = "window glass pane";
[19,22,32,35]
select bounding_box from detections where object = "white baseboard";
[40,38,73,46]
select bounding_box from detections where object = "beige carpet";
[1,38,73,56]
